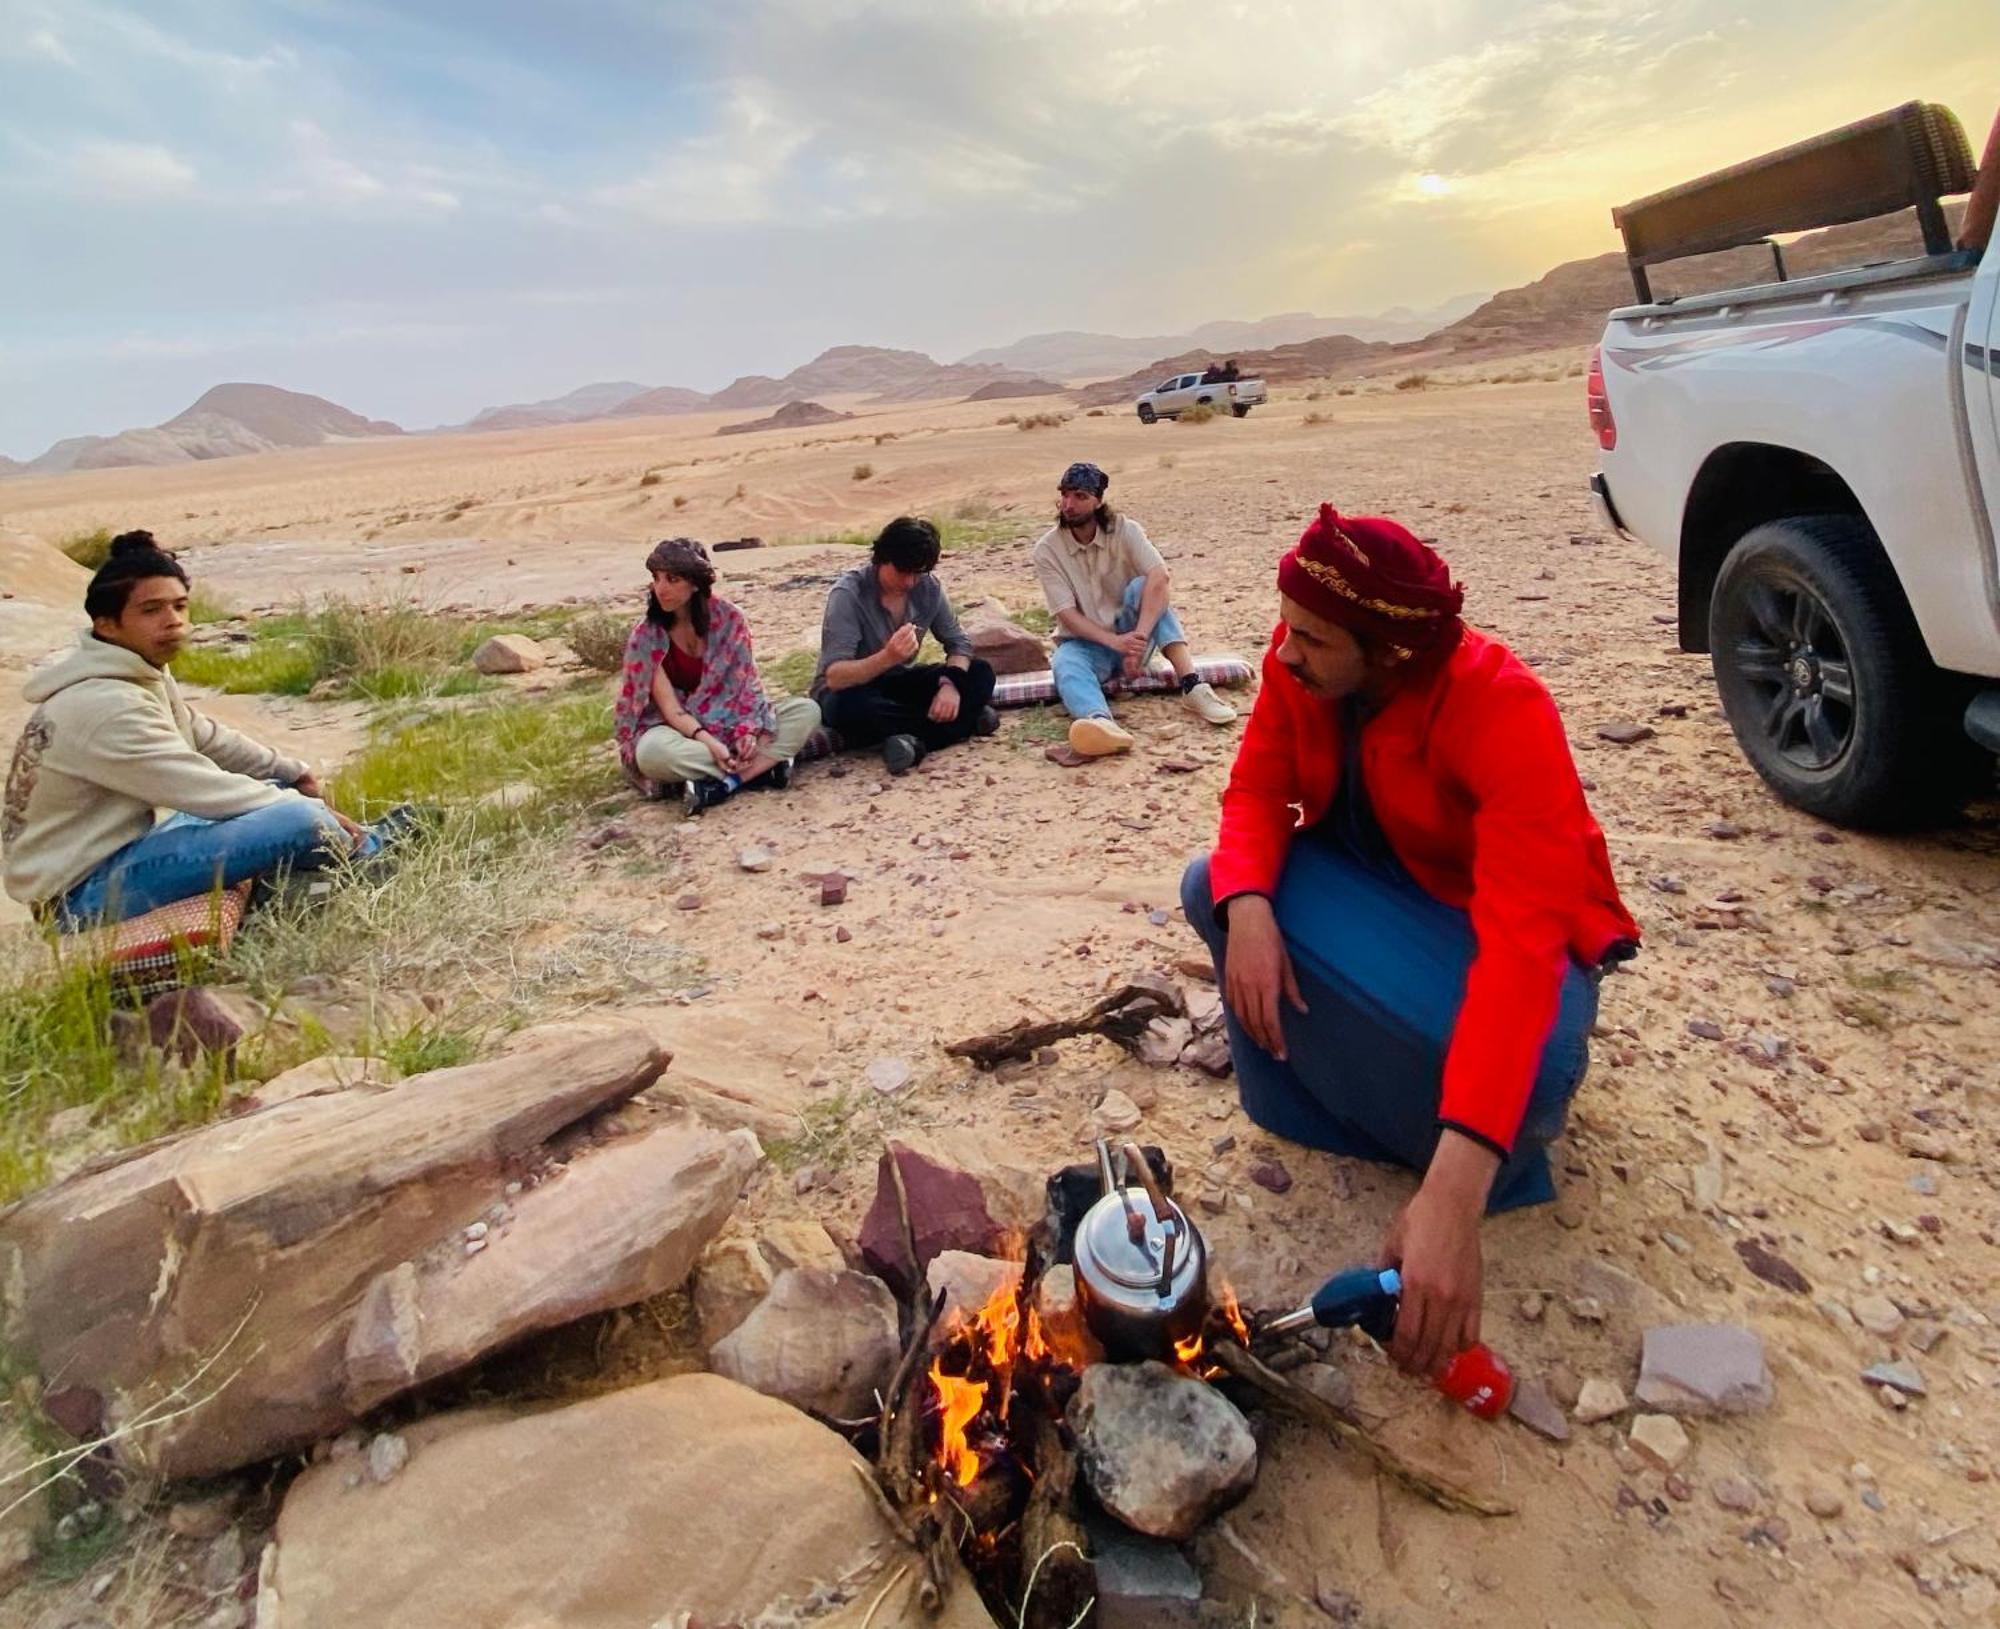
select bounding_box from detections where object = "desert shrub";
[671,494,689,509]
[1335,385,1358,396]
[852,463,873,482]
[995,414,1020,426]
[1302,412,1329,426]
[1085,408,1106,417]
[1304,390,1325,403]
[1014,605,1055,636]
[567,610,631,673]
[1017,412,1067,430]
[58,528,115,568]
[725,483,746,505]
[1395,373,1431,391]
[762,647,818,696]
[639,471,663,487]
[874,432,898,445]
[1178,403,1216,425]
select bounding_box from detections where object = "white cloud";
[72,139,196,195]
[594,88,809,225]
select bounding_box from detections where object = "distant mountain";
[965,376,1065,401]
[0,455,20,477]
[460,380,653,432]
[1075,333,1394,407]
[703,345,1038,410]
[15,382,403,475]
[962,298,1489,381]
[606,384,711,419]
[716,400,854,436]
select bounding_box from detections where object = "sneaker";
[755,759,794,791]
[682,777,732,817]
[971,704,1002,737]
[883,734,927,776]
[1068,716,1134,757]
[1182,681,1238,726]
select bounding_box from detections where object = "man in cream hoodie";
[3,530,376,924]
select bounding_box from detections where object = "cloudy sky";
[2,0,1993,457]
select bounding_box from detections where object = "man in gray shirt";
[812,516,999,774]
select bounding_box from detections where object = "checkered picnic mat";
[992,652,1253,710]
[58,883,252,999]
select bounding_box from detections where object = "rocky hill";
[716,400,854,436]
[459,381,652,432]
[1076,206,1967,404]
[606,385,712,419]
[17,383,404,474]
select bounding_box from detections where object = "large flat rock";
[260,1373,1000,1629]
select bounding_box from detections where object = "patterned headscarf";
[1058,461,1109,496]
[1277,504,1465,670]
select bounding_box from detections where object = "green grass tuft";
[57,528,115,569]
[762,647,818,697]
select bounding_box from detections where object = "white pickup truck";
[1590,99,2000,828]
[1135,370,1267,423]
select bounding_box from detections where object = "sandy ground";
[5,379,1998,1626]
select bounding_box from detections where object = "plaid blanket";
[992,652,1253,710]
[58,883,252,1000]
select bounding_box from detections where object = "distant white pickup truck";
[1135,371,1267,423]
[1591,99,2000,827]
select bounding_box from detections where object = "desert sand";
[3,373,1997,1627]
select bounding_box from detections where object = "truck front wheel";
[1710,515,1968,828]
[1137,404,1157,424]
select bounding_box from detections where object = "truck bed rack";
[1612,101,1977,304]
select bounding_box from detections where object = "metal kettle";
[1073,1139,1210,1361]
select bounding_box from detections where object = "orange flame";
[1217,1279,1252,1345]
[1173,1330,1204,1366]
[929,1361,986,1487]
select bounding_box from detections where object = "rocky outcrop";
[0,1026,759,1478]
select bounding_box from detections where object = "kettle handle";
[1120,1141,1172,1224]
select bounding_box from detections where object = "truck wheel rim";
[1730,579,1856,771]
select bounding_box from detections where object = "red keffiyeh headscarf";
[1277,504,1465,673]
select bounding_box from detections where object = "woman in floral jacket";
[612,538,818,815]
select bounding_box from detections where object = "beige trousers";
[633,695,820,784]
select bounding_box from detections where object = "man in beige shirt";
[1029,461,1237,756]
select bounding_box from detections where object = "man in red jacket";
[1181,505,1638,1380]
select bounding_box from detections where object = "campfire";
[861,1143,1371,1629]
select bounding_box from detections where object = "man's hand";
[327,807,368,854]
[882,623,921,664]
[1377,1132,1500,1377]
[1220,895,1305,1060]
[928,680,961,725]
[293,771,325,801]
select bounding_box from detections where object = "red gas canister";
[1435,1342,1515,1420]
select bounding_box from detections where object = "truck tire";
[1137,404,1156,424]
[1709,515,1971,828]
[1231,403,1251,418]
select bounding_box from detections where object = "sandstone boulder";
[709,1268,901,1420]
[470,634,546,675]
[259,1374,999,1629]
[0,1026,759,1478]
[966,616,1048,676]
[859,1142,1004,1298]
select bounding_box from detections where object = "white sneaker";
[1182,681,1238,725]
[1069,716,1135,756]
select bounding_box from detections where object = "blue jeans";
[1179,843,1600,1213]
[1050,577,1187,720]
[59,797,376,926]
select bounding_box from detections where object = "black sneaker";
[972,704,1002,736]
[882,734,926,776]
[682,777,732,817]
[760,759,794,791]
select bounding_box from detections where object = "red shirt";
[1210,625,1639,1152]
[663,641,704,694]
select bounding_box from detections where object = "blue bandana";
[1058,461,1108,497]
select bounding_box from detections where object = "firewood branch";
[945,982,1181,1070]
[1211,1342,1514,1518]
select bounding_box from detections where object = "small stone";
[1849,1293,1903,1338]
[1575,1378,1628,1424]
[464,1220,489,1243]
[1596,721,1656,745]
[820,876,848,907]
[864,1057,913,1094]
[793,1165,825,1194]
[1894,1129,1955,1162]
[675,893,703,911]
[1566,1295,1606,1324]
[1859,1359,1924,1397]
[471,633,546,675]
[1296,1362,1355,1413]
[1627,1414,1691,1471]
[1711,1475,1758,1513]
[1093,1089,1143,1132]
[1146,909,1170,927]
[1517,1292,1548,1323]
[756,921,784,940]
[1247,1159,1292,1195]
[166,1493,239,1541]
[835,926,853,943]
[1636,1324,1774,1415]
[1687,1018,1725,1042]
[365,1432,409,1484]
[200,1527,247,1593]
[1706,821,1744,840]
[737,846,774,873]
[1314,1577,1363,1624]
[1733,1239,1809,1295]
[1508,1375,1571,1441]
[1664,1473,1694,1502]
[1804,1487,1844,1519]
[1197,1187,1227,1217]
